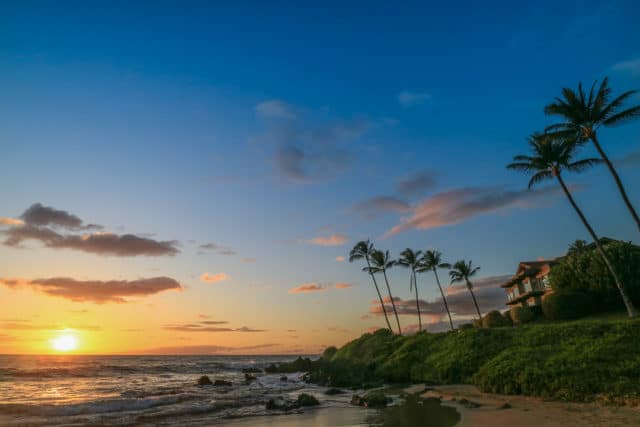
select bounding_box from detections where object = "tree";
[449,260,482,320]
[568,239,588,255]
[507,133,638,317]
[545,77,640,233]
[418,250,454,331]
[369,249,402,335]
[397,248,424,332]
[349,240,393,332]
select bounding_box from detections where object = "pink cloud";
[308,234,348,246]
[335,256,345,262]
[288,282,326,294]
[0,217,24,226]
[200,272,228,283]
[334,282,352,289]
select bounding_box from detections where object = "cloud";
[200,272,228,283]
[198,242,236,256]
[141,343,278,355]
[334,282,352,289]
[396,171,438,197]
[617,151,640,168]
[19,203,99,230]
[1,321,102,331]
[255,100,296,119]
[0,217,24,226]
[288,283,326,294]
[255,100,371,182]
[351,196,411,219]
[162,322,265,333]
[368,274,511,320]
[398,91,431,107]
[335,256,345,262]
[242,257,256,263]
[611,58,640,76]
[308,233,348,246]
[0,276,182,303]
[2,204,179,257]
[385,185,563,237]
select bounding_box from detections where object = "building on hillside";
[501,260,559,307]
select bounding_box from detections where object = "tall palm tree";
[507,133,637,318]
[369,249,402,335]
[397,248,424,333]
[418,250,453,331]
[545,77,640,233]
[449,260,482,320]
[349,240,393,332]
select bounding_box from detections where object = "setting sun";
[51,334,79,352]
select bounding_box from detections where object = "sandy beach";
[425,385,640,427]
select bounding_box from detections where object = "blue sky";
[1,1,639,353]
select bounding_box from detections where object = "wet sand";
[425,385,640,427]
[217,406,375,427]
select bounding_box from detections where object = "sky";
[1,0,639,355]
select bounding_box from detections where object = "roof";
[500,258,560,288]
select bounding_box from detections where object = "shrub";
[482,310,511,328]
[542,291,595,320]
[501,311,513,326]
[322,346,338,360]
[458,323,474,330]
[509,306,534,324]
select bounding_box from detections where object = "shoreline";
[425,385,640,427]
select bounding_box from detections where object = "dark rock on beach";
[197,375,213,385]
[244,373,257,382]
[458,398,481,408]
[296,393,319,407]
[242,367,262,374]
[351,391,390,407]
[265,393,319,411]
[280,375,288,382]
[325,387,344,395]
[213,379,233,386]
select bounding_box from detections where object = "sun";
[51,334,79,352]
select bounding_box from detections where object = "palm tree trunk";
[556,173,638,318]
[466,280,482,320]
[412,270,422,332]
[382,270,402,335]
[591,134,640,234]
[366,258,393,332]
[434,269,454,331]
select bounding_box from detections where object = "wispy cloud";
[335,256,345,262]
[141,343,278,355]
[308,233,348,246]
[163,322,265,333]
[611,57,640,76]
[351,196,411,219]
[334,282,352,289]
[0,217,24,226]
[2,203,179,257]
[385,185,564,237]
[200,272,228,283]
[398,90,431,107]
[396,171,438,197]
[254,99,371,182]
[288,283,326,294]
[198,242,236,256]
[0,276,182,303]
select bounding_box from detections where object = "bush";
[550,241,640,312]
[458,323,474,330]
[482,310,511,328]
[322,346,338,360]
[509,306,534,324]
[542,291,595,320]
[501,311,513,326]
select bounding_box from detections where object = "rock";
[351,394,363,406]
[325,388,343,395]
[362,391,390,408]
[197,375,213,386]
[296,393,320,407]
[242,367,262,374]
[498,402,512,410]
[458,398,481,408]
[266,397,286,410]
[245,373,257,382]
[213,379,232,386]
[280,375,288,382]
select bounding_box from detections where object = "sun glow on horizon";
[51,333,79,352]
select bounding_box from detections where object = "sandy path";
[424,385,640,427]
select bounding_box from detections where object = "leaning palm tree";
[369,249,402,335]
[397,248,424,332]
[418,250,453,331]
[545,77,640,233]
[507,133,637,317]
[349,240,393,332]
[449,260,482,320]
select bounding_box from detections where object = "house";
[501,259,559,307]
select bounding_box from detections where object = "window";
[542,276,550,288]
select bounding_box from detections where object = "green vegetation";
[542,291,595,320]
[287,319,640,402]
[482,310,511,328]
[509,306,534,324]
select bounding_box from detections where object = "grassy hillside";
[299,318,640,403]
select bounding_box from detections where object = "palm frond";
[527,170,553,189]
[599,89,637,120]
[602,105,640,127]
[567,157,603,173]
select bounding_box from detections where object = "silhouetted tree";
[418,250,453,331]
[398,248,424,332]
[449,260,482,320]
[369,249,402,334]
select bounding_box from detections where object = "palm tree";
[545,77,640,233]
[397,248,424,332]
[418,250,453,331]
[507,133,638,318]
[449,260,482,320]
[568,239,588,255]
[369,249,402,335]
[349,240,393,332]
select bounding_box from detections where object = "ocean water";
[0,354,349,426]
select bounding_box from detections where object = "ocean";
[0,354,349,426]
